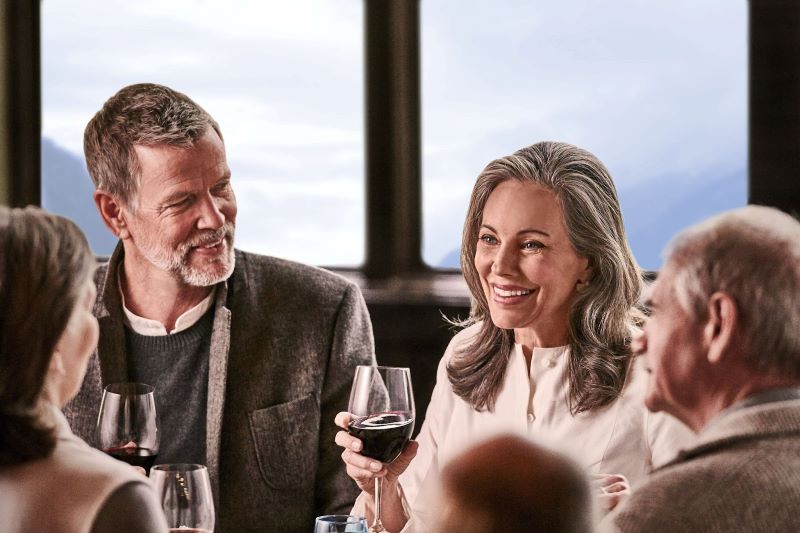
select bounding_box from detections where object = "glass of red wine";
[96,382,160,474]
[150,463,215,533]
[347,365,415,533]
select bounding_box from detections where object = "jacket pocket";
[248,393,320,489]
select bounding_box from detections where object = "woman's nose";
[491,244,517,275]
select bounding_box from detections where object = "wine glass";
[150,463,215,533]
[347,365,415,533]
[314,515,368,533]
[96,382,160,474]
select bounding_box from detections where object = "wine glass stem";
[371,476,386,532]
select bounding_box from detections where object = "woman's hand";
[334,412,419,495]
[591,473,631,512]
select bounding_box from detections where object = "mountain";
[621,169,746,270]
[41,138,118,255]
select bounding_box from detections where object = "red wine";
[104,446,158,472]
[348,411,414,463]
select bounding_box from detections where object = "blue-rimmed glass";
[315,515,368,533]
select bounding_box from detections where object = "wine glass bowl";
[347,411,415,464]
[347,365,415,532]
[314,515,368,533]
[150,463,215,533]
[96,382,160,473]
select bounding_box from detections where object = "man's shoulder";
[232,250,357,301]
[611,428,800,532]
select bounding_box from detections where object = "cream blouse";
[355,322,694,532]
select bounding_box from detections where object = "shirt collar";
[117,269,216,336]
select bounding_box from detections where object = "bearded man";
[64,83,375,532]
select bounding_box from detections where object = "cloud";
[42,0,748,269]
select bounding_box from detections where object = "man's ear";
[704,292,737,364]
[94,189,130,239]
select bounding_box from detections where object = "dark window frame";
[12,1,800,299]
[6,0,800,437]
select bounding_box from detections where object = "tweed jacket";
[64,245,376,532]
[606,398,800,533]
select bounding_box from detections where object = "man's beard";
[134,222,236,287]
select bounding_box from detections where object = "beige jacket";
[0,407,161,532]
[607,398,800,533]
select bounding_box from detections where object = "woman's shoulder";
[53,432,148,487]
[446,322,483,357]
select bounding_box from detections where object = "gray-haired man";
[606,205,800,533]
[65,83,374,532]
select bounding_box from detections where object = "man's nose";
[197,194,225,230]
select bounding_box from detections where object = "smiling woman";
[335,141,694,533]
[474,180,591,349]
[454,141,642,413]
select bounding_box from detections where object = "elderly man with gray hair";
[605,205,800,533]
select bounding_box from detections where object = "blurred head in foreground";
[436,435,594,533]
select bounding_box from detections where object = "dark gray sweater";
[126,308,213,466]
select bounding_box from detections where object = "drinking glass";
[150,463,215,533]
[96,382,160,474]
[347,366,415,533]
[314,515,368,533]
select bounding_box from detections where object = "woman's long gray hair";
[450,141,644,414]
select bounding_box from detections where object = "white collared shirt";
[117,270,216,336]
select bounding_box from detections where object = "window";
[421,0,747,270]
[41,0,364,266]
[41,1,750,273]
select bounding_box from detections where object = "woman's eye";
[522,241,544,251]
[479,234,498,245]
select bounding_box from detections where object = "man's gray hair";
[665,205,800,377]
[83,83,222,208]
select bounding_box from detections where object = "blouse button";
[545,358,556,368]
[527,413,535,422]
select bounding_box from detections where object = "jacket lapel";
[207,276,232,509]
[95,243,129,385]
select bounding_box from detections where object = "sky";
[41,0,747,269]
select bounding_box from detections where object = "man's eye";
[168,197,191,209]
[214,181,232,194]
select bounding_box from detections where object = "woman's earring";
[576,280,590,294]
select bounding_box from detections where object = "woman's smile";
[491,283,536,303]
[474,180,590,346]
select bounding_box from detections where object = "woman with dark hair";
[335,142,692,532]
[0,206,167,532]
